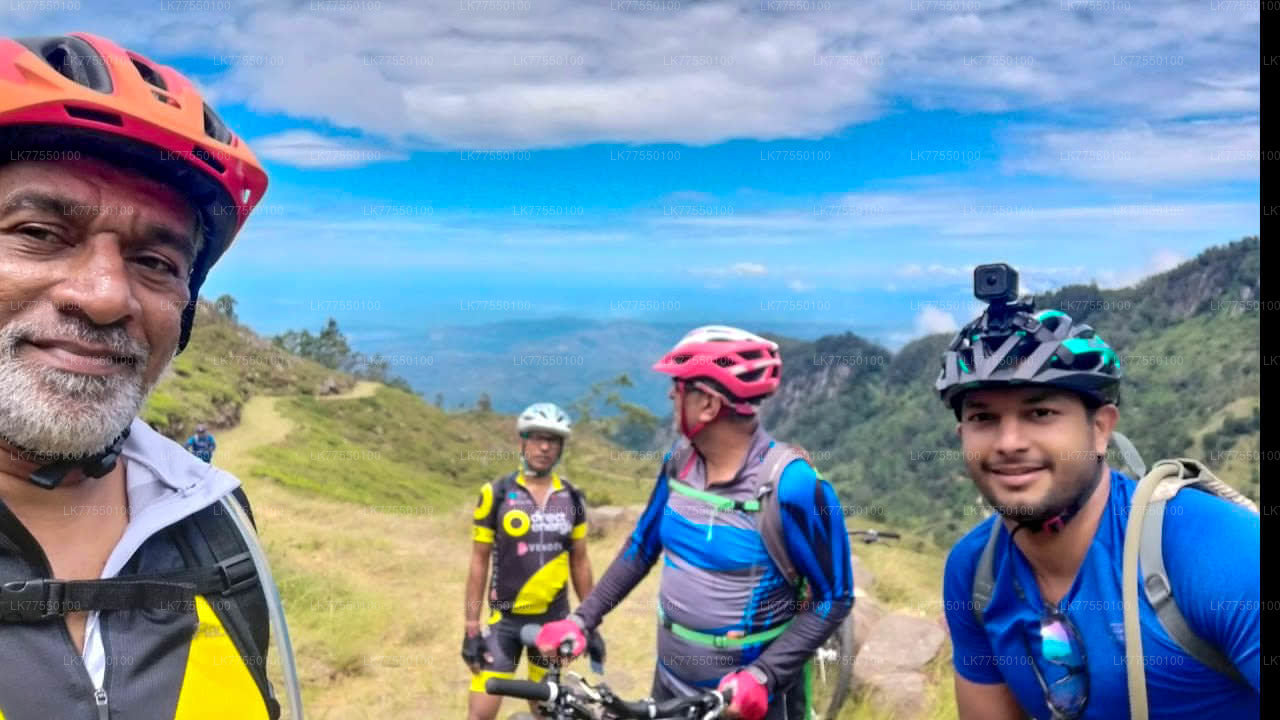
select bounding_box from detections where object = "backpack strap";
[1124,459,1253,720]
[172,491,281,720]
[1138,490,1245,683]
[971,517,1002,628]
[756,443,807,589]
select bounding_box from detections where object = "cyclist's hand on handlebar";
[718,668,768,720]
[534,617,587,662]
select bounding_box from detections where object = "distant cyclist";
[936,270,1259,719]
[536,326,854,720]
[185,423,216,463]
[464,402,600,720]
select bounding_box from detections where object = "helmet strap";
[9,427,132,490]
[675,381,708,440]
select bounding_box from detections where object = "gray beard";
[0,319,152,461]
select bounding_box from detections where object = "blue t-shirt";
[943,469,1259,719]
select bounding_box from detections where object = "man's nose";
[45,236,142,328]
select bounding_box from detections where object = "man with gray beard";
[0,32,295,719]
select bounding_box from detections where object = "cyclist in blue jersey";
[535,326,854,720]
[185,423,216,463]
[935,266,1259,720]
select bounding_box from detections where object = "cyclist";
[464,402,601,720]
[936,301,1260,719]
[185,423,216,463]
[0,33,292,718]
[535,326,854,720]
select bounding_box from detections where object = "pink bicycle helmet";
[653,325,782,416]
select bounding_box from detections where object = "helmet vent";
[672,354,692,365]
[738,350,763,360]
[202,103,233,144]
[714,357,735,368]
[63,105,124,126]
[151,90,181,108]
[130,57,168,91]
[17,35,114,93]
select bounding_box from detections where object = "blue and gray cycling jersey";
[574,426,854,695]
[185,434,215,462]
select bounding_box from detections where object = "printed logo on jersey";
[503,509,531,537]
[530,510,572,534]
[517,541,564,555]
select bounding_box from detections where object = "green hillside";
[763,237,1261,546]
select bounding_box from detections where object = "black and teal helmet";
[936,306,1122,416]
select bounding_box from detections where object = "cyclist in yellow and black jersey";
[462,403,600,720]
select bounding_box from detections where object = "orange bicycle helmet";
[0,32,269,351]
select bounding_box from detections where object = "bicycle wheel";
[807,612,854,719]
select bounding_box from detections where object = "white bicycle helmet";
[517,402,572,438]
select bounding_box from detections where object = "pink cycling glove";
[534,617,587,660]
[718,668,769,720]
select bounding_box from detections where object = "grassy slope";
[142,302,351,438]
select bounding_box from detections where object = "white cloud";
[690,261,768,278]
[915,305,959,335]
[1095,248,1187,289]
[7,1,1254,153]
[788,279,815,292]
[1006,119,1259,184]
[252,130,408,169]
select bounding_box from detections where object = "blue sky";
[5,0,1260,347]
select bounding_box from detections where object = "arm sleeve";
[572,466,670,630]
[942,533,1004,684]
[209,435,216,450]
[471,481,498,544]
[750,461,854,691]
[1164,492,1261,690]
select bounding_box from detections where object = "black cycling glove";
[587,629,606,674]
[461,632,486,668]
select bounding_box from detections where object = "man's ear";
[1093,403,1119,454]
[701,392,724,423]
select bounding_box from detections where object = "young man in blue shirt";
[935,296,1259,719]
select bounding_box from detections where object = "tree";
[434,393,445,408]
[477,392,492,413]
[274,318,418,391]
[570,374,658,450]
[213,294,238,323]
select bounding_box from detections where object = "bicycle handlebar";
[485,677,552,702]
[485,677,729,719]
[490,622,731,718]
[849,528,901,541]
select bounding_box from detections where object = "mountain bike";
[806,528,901,720]
[485,624,733,719]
